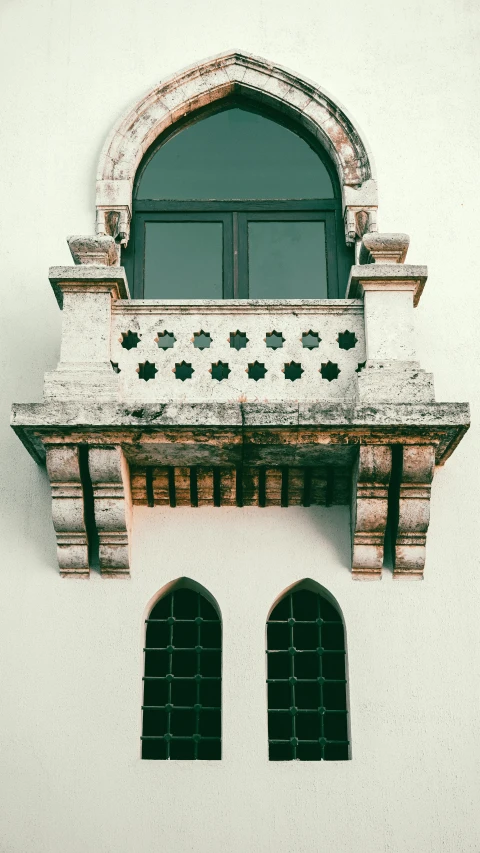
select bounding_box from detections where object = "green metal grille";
[142,587,221,760]
[267,588,349,761]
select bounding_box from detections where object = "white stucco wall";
[1,1,480,851]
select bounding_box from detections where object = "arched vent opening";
[266,581,349,761]
[142,581,222,760]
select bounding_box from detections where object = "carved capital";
[394,445,435,579]
[45,445,89,577]
[89,446,132,576]
[351,445,392,579]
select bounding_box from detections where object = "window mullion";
[236,212,249,299]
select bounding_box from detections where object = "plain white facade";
[1,1,480,851]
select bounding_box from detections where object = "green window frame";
[122,102,353,299]
[130,203,346,299]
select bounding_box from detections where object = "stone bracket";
[45,443,132,578]
[89,446,132,576]
[18,400,468,579]
[351,445,392,579]
[393,445,435,579]
[46,445,89,578]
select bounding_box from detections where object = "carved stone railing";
[11,233,469,581]
[110,300,365,404]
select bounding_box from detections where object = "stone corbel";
[95,207,130,246]
[351,445,392,579]
[89,446,132,576]
[343,180,379,244]
[393,445,435,579]
[95,179,132,247]
[45,445,90,578]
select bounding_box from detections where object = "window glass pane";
[144,222,223,298]
[137,108,334,200]
[248,221,328,299]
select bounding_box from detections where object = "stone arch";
[95,50,378,246]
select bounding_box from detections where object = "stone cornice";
[49,265,130,307]
[346,264,428,305]
[12,400,470,468]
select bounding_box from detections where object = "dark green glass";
[248,221,328,298]
[144,222,223,299]
[137,107,334,200]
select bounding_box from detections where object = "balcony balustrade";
[11,234,469,581]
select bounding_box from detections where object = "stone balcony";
[11,234,469,581]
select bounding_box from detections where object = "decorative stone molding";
[45,445,89,578]
[359,233,410,265]
[393,445,435,579]
[89,446,132,576]
[67,235,119,266]
[110,298,366,404]
[10,53,471,584]
[95,50,378,247]
[10,249,470,579]
[351,445,392,579]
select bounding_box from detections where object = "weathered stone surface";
[45,445,89,577]
[88,446,132,576]
[49,265,129,307]
[94,51,378,245]
[67,235,119,266]
[46,267,129,401]
[360,233,410,265]
[393,445,435,579]
[347,258,432,409]
[356,364,435,404]
[111,300,365,405]
[351,445,392,579]
[347,264,427,306]
[11,400,470,467]
[11,258,470,580]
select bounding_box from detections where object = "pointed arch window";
[142,582,222,760]
[124,102,353,299]
[266,582,349,761]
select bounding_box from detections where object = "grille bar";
[142,588,222,760]
[267,588,349,761]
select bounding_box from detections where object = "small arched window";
[266,582,349,761]
[141,581,222,760]
[124,102,353,299]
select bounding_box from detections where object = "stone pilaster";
[88,446,132,576]
[44,266,129,401]
[347,234,434,404]
[394,445,435,579]
[351,445,392,579]
[45,445,89,578]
